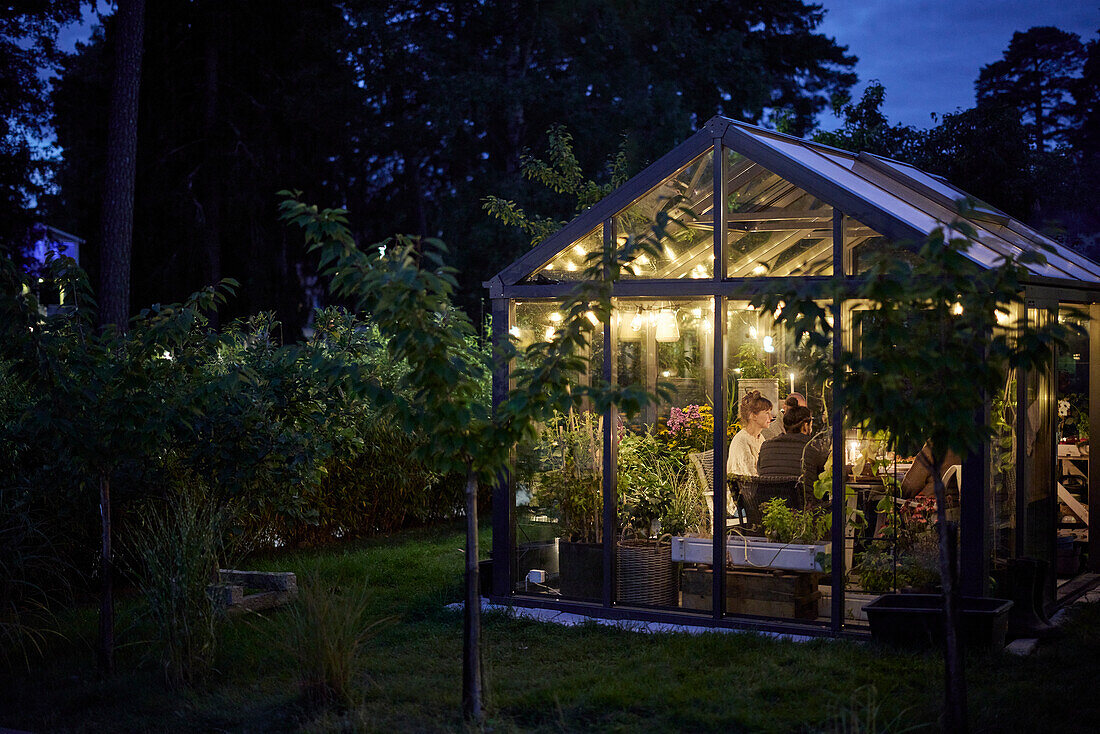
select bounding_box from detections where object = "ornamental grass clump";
[282,580,391,711]
[127,479,232,689]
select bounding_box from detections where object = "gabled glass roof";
[492,117,1100,287]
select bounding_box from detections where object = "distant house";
[23,224,84,313]
[25,223,83,273]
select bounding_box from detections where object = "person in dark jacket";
[757,405,814,477]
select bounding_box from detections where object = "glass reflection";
[513,300,604,601]
[612,298,712,611]
[723,300,833,624]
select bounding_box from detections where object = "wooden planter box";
[681,567,822,619]
[671,535,829,573]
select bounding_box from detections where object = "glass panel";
[1055,305,1089,579]
[723,299,832,624]
[841,299,946,627]
[724,150,834,277]
[615,151,714,279]
[512,300,604,601]
[530,225,603,283]
[1024,306,1056,605]
[611,298,712,612]
[990,303,1022,582]
[846,217,921,275]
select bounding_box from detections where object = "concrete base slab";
[446,598,816,642]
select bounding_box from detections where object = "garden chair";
[736,475,802,534]
[688,449,741,532]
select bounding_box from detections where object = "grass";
[2,518,1099,732]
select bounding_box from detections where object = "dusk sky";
[58,2,1100,133]
[818,1,1100,130]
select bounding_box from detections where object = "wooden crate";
[681,566,822,619]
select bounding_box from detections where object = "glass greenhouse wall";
[488,117,1100,635]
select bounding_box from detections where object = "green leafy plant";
[617,430,679,537]
[760,498,831,544]
[531,412,604,543]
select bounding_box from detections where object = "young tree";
[757,219,1074,732]
[976,26,1087,152]
[0,249,239,673]
[280,187,663,723]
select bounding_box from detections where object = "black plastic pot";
[558,540,604,600]
[863,594,1013,651]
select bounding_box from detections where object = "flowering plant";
[1058,394,1089,441]
[662,404,713,454]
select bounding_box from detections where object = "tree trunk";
[199,2,222,327]
[462,466,483,724]
[97,472,114,674]
[98,0,145,329]
[927,450,967,732]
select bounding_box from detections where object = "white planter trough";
[670,536,829,573]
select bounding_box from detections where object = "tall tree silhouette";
[0,1,81,256]
[97,0,145,329]
[977,26,1086,151]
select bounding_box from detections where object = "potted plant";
[530,412,604,599]
[615,431,680,606]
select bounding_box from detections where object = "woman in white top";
[727,390,774,476]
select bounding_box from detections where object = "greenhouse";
[483,116,1100,636]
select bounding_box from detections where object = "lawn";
[3,520,1099,733]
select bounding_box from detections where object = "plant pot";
[558,540,604,600]
[616,539,678,606]
[863,593,1013,650]
[479,559,492,596]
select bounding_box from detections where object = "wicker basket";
[615,538,678,606]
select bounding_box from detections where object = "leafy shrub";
[288,421,467,545]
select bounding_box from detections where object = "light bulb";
[655,309,681,342]
[548,312,562,323]
[763,335,775,353]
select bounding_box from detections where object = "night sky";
[818,0,1100,130]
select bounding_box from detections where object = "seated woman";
[757,405,813,477]
[727,390,773,477]
[900,444,963,500]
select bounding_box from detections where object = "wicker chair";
[688,450,739,531]
[736,475,802,533]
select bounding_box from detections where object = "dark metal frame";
[486,115,1100,632]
